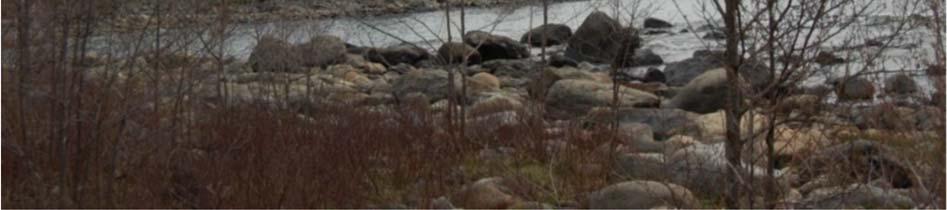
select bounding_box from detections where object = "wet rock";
[464,31,530,61]
[521,24,573,47]
[588,180,698,209]
[642,67,666,83]
[663,50,770,87]
[644,17,673,28]
[438,42,482,65]
[481,59,538,78]
[703,31,726,40]
[814,51,845,65]
[565,11,642,64]
[884,73,918,95]
[549,54,578,67]
[630,49,664,67]
[365,44,432,67]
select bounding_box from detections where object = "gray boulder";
[549,54,578,67]
[703,31,726,40]
[629,49,664,67]
[392,69,458,103]
[644,17,673,28]
[438,42,482,65]
[663,68,728,114]
[615,153,667,178]
[365,44,432,67]
[481,59,538,78]
[296,35,347,68]
[814,51,846,65]
[527,66,608,99]
[643,67,666,83]
[588,180,698,209]
[834,77,876,100]
[586,108,701,141]
[545,79,660,117]
[248,36,300,72]
[464,31,530,61]
[565,11,641,64]
[663,50,770,87]
[521,24,572,47]
[884,73,918,95]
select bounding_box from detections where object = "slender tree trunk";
[459,0,467,140]
[722,0,745,208]
[444,0,456,138]
[763,0,778,208]
[610,0,622,132]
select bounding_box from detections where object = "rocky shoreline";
[81,9,944,209]
[106,0,574,32]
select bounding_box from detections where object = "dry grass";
[0,63,623,208]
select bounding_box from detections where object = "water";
[7,0,941,96]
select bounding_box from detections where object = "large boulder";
[643,17,673,28]
[364,44,432,67]
[586,108,701,141]
[834,77,876,100]
[453,177,518,209]
[391,69,458,103]
[545,79,659,117]
[464,31,530,61]
[549,54,579,67]
[438,42,481,65]
[520,24,573,47]
[663,68,729,113]
[703,31,726,40]
[248,36,300,72]
[481,59,538,78]
[642,67,666,83]
[296,35,347,67]
[813,51,846,65]
[588,180,698,209]
[565,11,641,64]
[629,49,664,67]
[615,153,667,178]
[466,72,501,95]
[527,66,609,99]
[883,73,917,95]
[663,50,770,87]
